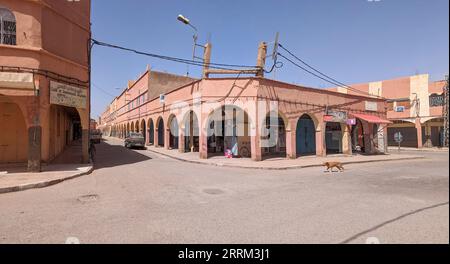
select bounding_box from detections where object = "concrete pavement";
[0,138,447,244]
[0,141,93,194]
[105,134,425,170]
[145,144,425,170]
[0,136,427,195]
[0,164,93,194]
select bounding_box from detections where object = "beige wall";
[0,100,28,163]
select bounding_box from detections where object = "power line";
[91,39,259,72]
[278,43,384,99]
[92,82,117,98]
[277,53,373,98]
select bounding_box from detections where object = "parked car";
[90,129,102,144]
[124,132,146,149]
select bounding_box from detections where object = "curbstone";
[146,148,425,171]
[0,164,94,194]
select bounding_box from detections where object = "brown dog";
[323,162,344,172]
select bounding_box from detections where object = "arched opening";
[296,114,316,156]
[130,122,135,134]
[0,100,28,163]
[261,112,286,159]
[140,119,146,142]
[127,123,130,137]
[148,118,154,145]
[183,111,199,152]
[351,119,365,153]
[168,115,179,149]
[325,122,343,154]
[388,120,417,147]
[372,123,379,149]
[206,105,251,158]
[422,118,445,147]
[157,117,164,147]
[135,121,139,133]
[49,105,83,163]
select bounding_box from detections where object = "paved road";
[0,138,448,244]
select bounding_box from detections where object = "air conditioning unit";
[395,106,405,112]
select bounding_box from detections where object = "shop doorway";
[296,114,316,156]
[325,122,342,154]
[183,111,199,152]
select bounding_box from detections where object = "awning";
[351,113,392,124]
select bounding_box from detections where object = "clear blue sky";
[91,0,449,118]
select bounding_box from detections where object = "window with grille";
[0,8,16,45]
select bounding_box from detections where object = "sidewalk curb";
[0,164,94,194]
[146,148,426,171]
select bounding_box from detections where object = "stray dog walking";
[323,162,344,173]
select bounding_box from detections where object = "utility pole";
[443,75,449,147]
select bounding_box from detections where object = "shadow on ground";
[93,141,151,170]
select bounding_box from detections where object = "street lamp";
[177,14,198,33]
[177,14,204,76]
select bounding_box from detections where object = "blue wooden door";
[296,118,316,155]
[158,120,164,146]
[149,121,154,144]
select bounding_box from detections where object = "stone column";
[179,129,185,153]
[82,128,89,163]
[27,125,42,172]
[415,118,423,148]
[286,119,296,159]
[165,126,170,149]
[341,123,352,155]
[423,123,432,147]
[199,120,208,159]
[251,103,262,161]
[317,122,326,157]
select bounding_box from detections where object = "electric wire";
[91,39,259,71]
[278,43,385,99]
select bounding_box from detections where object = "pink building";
[328,74,447,148]
[0,0,91,171]
[99,65,391,161]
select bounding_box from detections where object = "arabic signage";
[365,101,378,111]
[50,81,87,109]
[324,110,347,123]
[429,94,444,107]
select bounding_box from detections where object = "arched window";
[0,7,16,45]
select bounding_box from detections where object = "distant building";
[0,0,91,171]
[90,119,97,130]
[328,74,446,148]
[99,65,391,160]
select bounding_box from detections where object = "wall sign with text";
[50,81,87,109]
[365,101,378,111]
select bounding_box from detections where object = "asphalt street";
[0,138,448,244]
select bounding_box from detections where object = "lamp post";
[177,14,204,77]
